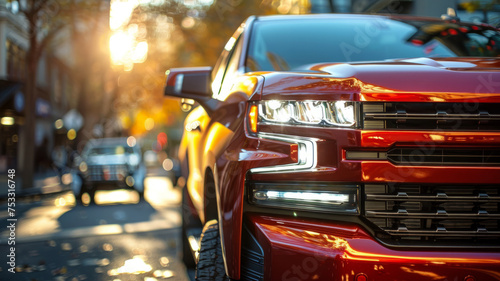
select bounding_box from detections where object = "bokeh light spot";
[67,129,77,140]
[159,257,169,267]
[127,136,137,147]
[145,118,154,131]
[55,119,64,129]
[103,243,114,252]
[162,159,173,171]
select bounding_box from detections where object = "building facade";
[0,0,75,177]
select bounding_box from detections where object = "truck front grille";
[387,147,500,166]
[88,164,128,181]
[362,102,500,130]
[364,183,500,247]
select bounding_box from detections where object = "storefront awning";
[0,80,23,108]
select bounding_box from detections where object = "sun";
[109,0,148,70]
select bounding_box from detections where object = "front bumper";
[78,164,146,192]
[218,125,500,279]
[246,214,500,281]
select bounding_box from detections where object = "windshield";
[88,145,135,156]
[246,17,500,71]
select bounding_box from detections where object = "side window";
[211,46,231,97]
[217,34,244,100]
[211,29,243,98]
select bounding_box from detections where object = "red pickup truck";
[165,14,500,281]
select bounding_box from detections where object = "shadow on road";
[58,197,159,229]
[0,175,190,281]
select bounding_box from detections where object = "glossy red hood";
[260,57,500,103]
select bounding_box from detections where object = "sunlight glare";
[109,0,148,69]
[117,256,152,274]
[110,31,134,65]
[94,190,139,205]
[132,41,148,63]
[110,0,139,31]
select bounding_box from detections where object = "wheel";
[195,220,228,281]
[86,188,96,205]
[75,191,84,205]
[182,188,196,268]
[75,177,86,205]
[137,190,145,201]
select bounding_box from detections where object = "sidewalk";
[0,170,71,201]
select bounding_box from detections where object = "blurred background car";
[72,137,146,204]
[143,149,182,187]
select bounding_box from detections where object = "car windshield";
[246,17,500,71]
[88,145,134,156]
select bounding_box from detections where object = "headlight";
[260,100,357,127]
[79,161,88,173]
[128,154,140,168]
[248,182,359,214]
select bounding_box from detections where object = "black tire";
[75,178,86,205]
[87,188,96,205]
[195,220,228,281]
[137,190,145,201]
[75,191,84,205]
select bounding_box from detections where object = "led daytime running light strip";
[249,182,360,214]
[254,190,349,204]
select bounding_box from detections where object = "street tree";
[103,0,311,146]
[21,0,67,189]
[69,1,114,142]
[20,0,108,189]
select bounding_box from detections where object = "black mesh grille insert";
[88,164,127,181]
[364,183,500,247]
[387,147,500,166]
[362,102,500,130]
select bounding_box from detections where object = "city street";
[0,170,192,281]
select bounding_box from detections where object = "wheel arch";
[203,167,219,223]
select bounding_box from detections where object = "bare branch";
[35,22,65,61]
[21,0,51,22]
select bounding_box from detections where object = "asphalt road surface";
[0,170,193,281]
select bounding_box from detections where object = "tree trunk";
[328,0,335,12]
[21,11,38,190]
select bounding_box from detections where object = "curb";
[0,185,72,203]
[0,176,72,203]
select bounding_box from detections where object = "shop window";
[6,40,27,81]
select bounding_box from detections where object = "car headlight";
[248,182,359,214]
[79,161,88,173]
[128,154,140,169]
[260,100,357,127]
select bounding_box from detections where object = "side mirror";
[165,67,219,114]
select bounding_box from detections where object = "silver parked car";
[73,137,146,204]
